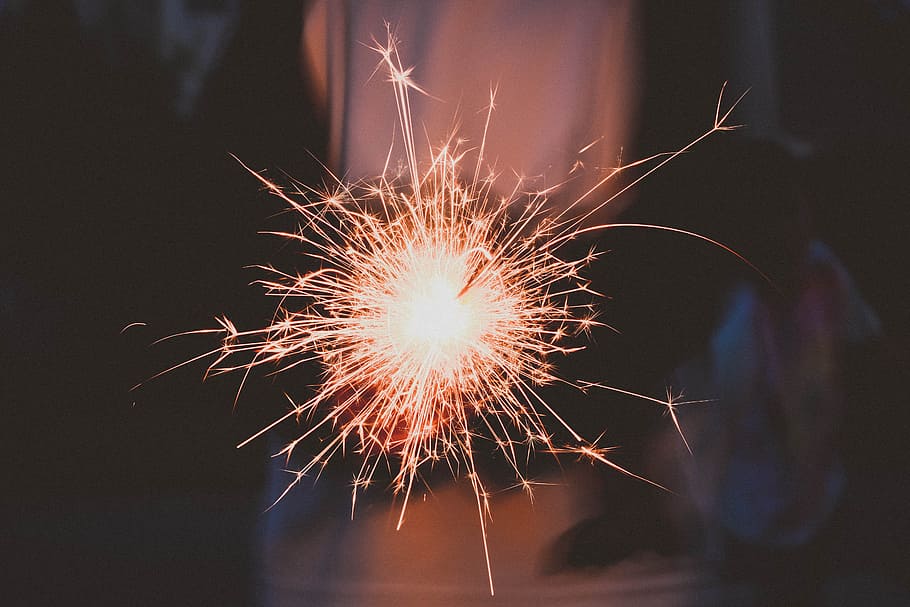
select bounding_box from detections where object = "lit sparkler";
[152,29,759,594]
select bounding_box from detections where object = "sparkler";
[150,29,760,594]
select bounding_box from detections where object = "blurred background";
[2,1,908,605]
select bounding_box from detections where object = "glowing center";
[402,275,470,342]
[386,252,490,368]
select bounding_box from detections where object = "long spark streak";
[155,29,751,594]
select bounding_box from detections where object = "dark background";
[2,1,908,605]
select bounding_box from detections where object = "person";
[254,2,693,605]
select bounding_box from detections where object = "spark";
[120,321,147,334]
[151,28,755,594]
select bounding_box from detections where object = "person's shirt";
[301,0,640,221]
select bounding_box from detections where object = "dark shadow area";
[2,2,323,604]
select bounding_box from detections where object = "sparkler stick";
[146,28,753,594]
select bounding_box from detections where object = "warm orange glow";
[149,28,759,594]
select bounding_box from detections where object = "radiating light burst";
[153,29,762,594]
